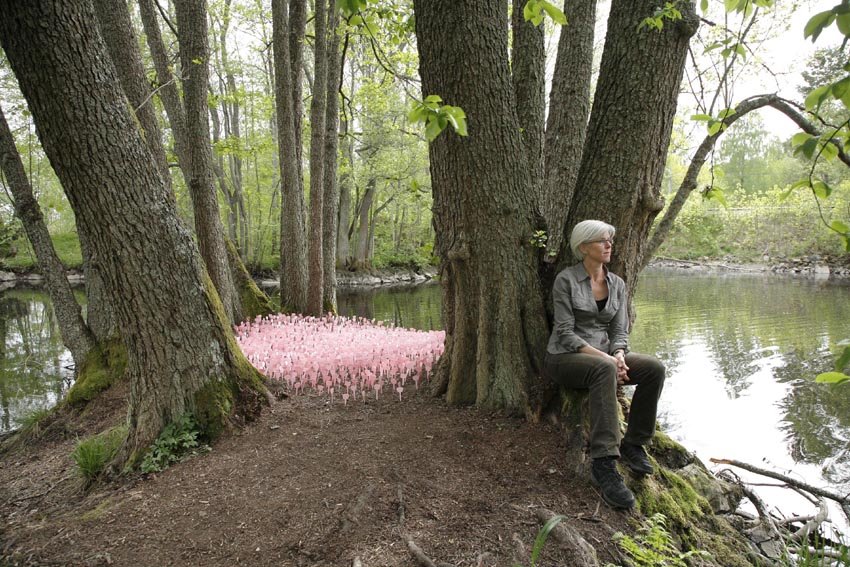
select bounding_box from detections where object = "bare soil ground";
[0,386,638,567]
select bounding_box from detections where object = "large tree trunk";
[0,0,268,465]
[306,0,329,316]
[0,104,96,369]
[322,9,342,312]
[541,0,596,257]
[568,0,698,296]
[93,0,173,196]
[414,0,549,413]
[273,0,308,312]
[172,0,240,323]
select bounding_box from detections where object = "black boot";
[620,442,654,476]
[590,457,635,509]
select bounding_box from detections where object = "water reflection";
[337,283,443,331]
[0,287,76,430]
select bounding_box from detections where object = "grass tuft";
[71,425,127,483]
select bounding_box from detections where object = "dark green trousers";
[544,352,665,459]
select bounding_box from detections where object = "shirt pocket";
[571,286,597,315]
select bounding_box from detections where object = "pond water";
[2,270,848,531]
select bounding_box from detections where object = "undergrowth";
[140,414,203,473]
[71,425,127,483]
[606,513,710,567]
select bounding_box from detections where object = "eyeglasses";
[586,238,614,247]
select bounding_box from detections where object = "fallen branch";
[711,457,850,522]
[788,498,829,543]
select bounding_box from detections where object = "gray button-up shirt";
[546,263,629,355]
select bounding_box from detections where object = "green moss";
[193,270,269,442]
[64,338,127,406]
[634,467,712,528]
[226,238,274,320]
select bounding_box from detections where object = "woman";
[545,220,665,510]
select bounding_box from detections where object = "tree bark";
[173,0,241,324]
[0,104,96,369]
[322,7,342,312]
[306,0,329,315]
[541,0,596,257]
[415,0,549,413]
[273,0,309,312]
[336,112,354,268]
[568,0,698,296]
[93,0,173,197]
[0,0,268,464]
[511,0,545,200]
[353,177,375,270]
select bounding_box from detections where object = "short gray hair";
[570,220,616,260]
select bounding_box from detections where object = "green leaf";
[717,107,737,119]
[704,187,729,207]
[820,140,839,162]
[523,0,538,23]
[734,43,747,58]
[831,220,850,233]
[804,10,836,42]
[424,94,443,104]
[836,345,850,372]
[700,0,709,12]
[812,180,833,198]
[407,105,427,124]
[791,132,814,148]
[349,13,363,26]
[707,121,722,136]
[838,12,850,36]
[724,0,739,12]
[815,371,850,385]
[797,137,819,159]
[424,118,443,142]
[530,515,565,567]
[691,113,712,121]
[540,0,567,25]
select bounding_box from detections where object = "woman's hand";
[613,351,629,384]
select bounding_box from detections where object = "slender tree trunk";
[173,0,241,323]
[322,9,342,312]
[353,178,375,270]
[0,0,268,464]
[336,112,353,268]
[273,0,308,312]
[93,0,173,197]
[568,0,698,296]
[137,0,192,182]
[0,104,96,369]
[541,0,596,257]
[415,0,549,413]
[306,0,329,315]
[511,0,545,199]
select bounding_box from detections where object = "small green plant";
[71,425,127,482]
[529,230,548,249]
[140,414,201,473]
[796,534,850,566]
[18,407,52,436]
[605,513,710,567]
[816,338,850,386]
[513,514,565,567]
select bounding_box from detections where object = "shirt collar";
[573,262,611,283]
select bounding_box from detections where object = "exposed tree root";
[340,483,375,535]
[396,485,454,567]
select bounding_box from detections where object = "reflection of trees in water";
[774,352,850,483]
[337,284,442,331]
[0,290,71,431]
